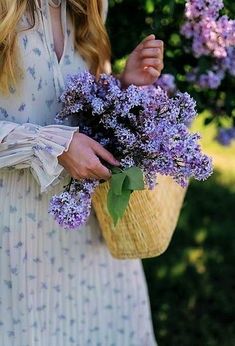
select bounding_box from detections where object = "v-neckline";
[49,6,65,63]
[36,0,67,66]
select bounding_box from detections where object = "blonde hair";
[0,0,111,93]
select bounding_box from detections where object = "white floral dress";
[0,1,157,345]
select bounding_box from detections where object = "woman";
[0,0,164,345]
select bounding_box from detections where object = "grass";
[143,114,235,346]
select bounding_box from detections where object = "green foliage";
[107,0,235,128]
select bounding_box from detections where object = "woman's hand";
[58,132,119,180]
[120,34,164,88]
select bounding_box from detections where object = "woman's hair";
[0,0,111,93]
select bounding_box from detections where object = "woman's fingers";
[145,66,161,78]
[73,167,109,181]
[142,58,164,70]
[59,132,118,181]
[143,39,164,51]
[92,140,119,166]
[135,34,156,52]
[137,36,164,75]
[140,47,163,59]
[86,171,102,180]
[138,36,164,76]
[89,159,111,180]
[89,140,119,180]
[136,35,164,53]
[74,158,111,180]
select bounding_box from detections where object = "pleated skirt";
[0,168,157,346]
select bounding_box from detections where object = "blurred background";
[107,1,235,345]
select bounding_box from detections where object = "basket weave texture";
[92,174,187,259]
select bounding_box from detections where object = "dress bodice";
[0,0,107,126]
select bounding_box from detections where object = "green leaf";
[110,172,127,196]
[106,166,144,226]
[124,166,145,190]
[107,188,131,226]
[110,166,123,174]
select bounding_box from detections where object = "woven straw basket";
[92,174,187,259]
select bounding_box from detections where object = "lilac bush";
[179,0,235,144]
[186,68,225,89]
[181,0,235,88]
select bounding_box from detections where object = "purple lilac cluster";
[49,72,213,229]
[181,0,235,89]
[184,0,224,20]
[186,67,225,89]
[154,73,176,95]
[49,179,99,230]
[222,47,235,77]
[216,127,235,146]
[181,0,235,58]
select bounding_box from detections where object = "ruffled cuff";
[1,123,79,192]
[0,122,19,143]
[31,125,79,192]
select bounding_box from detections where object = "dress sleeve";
[0,121,79,192]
